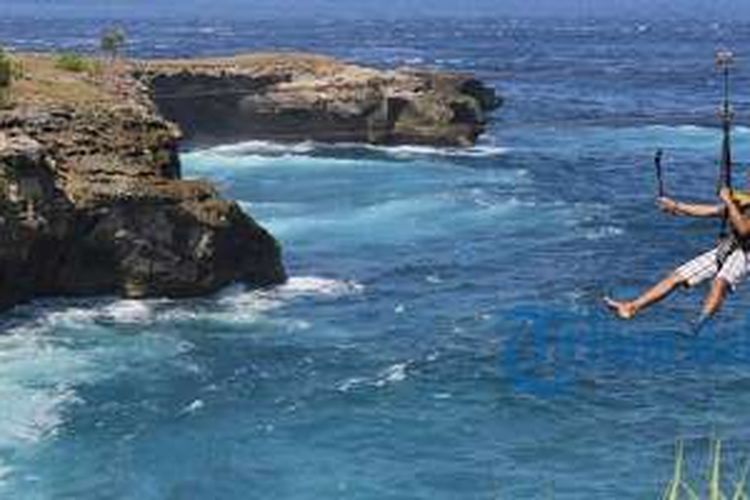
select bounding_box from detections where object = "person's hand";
[657,196,679,215]
[720,187,734,205]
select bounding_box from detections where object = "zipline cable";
[716,50,734,239]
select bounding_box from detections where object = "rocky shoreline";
[0,52,500,311]
[138,53,501,148]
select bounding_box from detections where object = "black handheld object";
[654,149,665,197]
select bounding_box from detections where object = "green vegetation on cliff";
[7,53,119,108]
[55,52,94,73]
[0,48,18,108]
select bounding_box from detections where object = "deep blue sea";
[3,10,750,499]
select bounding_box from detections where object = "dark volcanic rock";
[139,53,501,148]
[0,92,285,311]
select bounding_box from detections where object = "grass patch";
[10,54,116,107]
[55,52,92,73]
[0,48,23,108]
[663,439,749,500]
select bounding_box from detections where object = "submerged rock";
[0,55,286,311]
[138,53,502,148]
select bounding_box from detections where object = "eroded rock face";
[139,54,501,148]
[0,101,286,311]
[0,52,500,312]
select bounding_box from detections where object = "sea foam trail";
[645,124,750,135]
[204,140,317,156]
[1,277,364,331]
[182,150,363,173]
[361,143,509,158]
[218,276,364,313]
[0,303,205,493]
[0,277,364,475]
[185,139,509,161]
[337,360,414,393]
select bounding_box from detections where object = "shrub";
[55,52,91,73]
[0,48,13,108]
[0,50,11,86]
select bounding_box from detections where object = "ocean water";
[3,14,750,499]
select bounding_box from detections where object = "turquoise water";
[3,15,750,499]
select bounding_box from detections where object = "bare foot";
[604,296,636,320]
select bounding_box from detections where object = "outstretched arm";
[720,188,750,236]
[658,197,724,218]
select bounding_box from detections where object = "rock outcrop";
[0,55,286,311]
[138,53,501,148]
[0,51,500,312]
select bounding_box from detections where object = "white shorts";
[674,247,749,290]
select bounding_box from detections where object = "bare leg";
[701,278,730,318]
[604,272,686,319]
[690,278,730,334]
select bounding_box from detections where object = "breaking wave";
[3,276,363,332]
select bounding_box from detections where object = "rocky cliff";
[0,51,499,312]
[0,55,286,311]
[138,53,501,148]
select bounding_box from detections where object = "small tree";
[100,27,126,62]
[0,47,13,108]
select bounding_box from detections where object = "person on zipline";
[605,187,750,325]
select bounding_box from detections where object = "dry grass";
[139,51,378,80]
[7,53,119,108]
[6,51,386,110]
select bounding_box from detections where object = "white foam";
[0,299,206,475]
[38,306,100,330]
[179,399,205,416]
[278,276,364,297]
[205,140,317,156]
[14,298,167,330]
[337,377,366,393]
[644,124,750,136]
[6,276,361,332]
[433,392,453,400]
[0,332,94,452]
[0,386,79,444]
[584,225,624,240]
[4,277,362,334]
[376,363,409,385]
[363,143,509,158]
[0,457,12,488]
[336,361,411,392]
[192,276,365,326]
[186,139,509,163]
[183,149,362,172]
[100,299,157,324]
